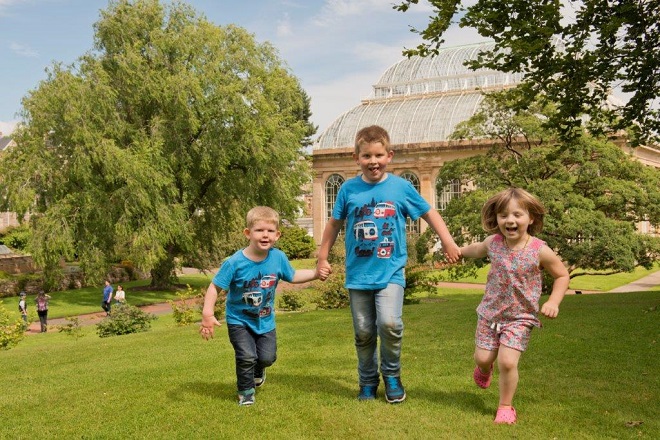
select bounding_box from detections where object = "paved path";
[26,269,658,334]
[608,269,660,293]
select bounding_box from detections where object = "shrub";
[58,317,84,339]
[313,270,349,310]
[280,289,305,311]
[276,226,316,259]
[0,301,25,350]
[96,303,157,337]
[169,285,204,326]
[0,225,30,251]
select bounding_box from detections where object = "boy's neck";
[362,172,388,184]
[242,246,270,262]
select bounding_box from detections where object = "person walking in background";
[101,280,113,316]
[35,291,51,333]
[114,285,126,304]
[316,125,461,404]
[200,206,327,406]
[18,291,28,327]
[459,187,569,424]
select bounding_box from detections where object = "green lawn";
[1,290,658,439]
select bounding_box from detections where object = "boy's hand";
[540,302,559,319]
[317,260,332,281]
[443,242,461,264]
[199,315,222,340]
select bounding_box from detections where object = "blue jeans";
[349,283,404,386]
[227,325,277,393]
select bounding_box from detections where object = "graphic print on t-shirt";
[352,199,396,259]
[241,272,276,318]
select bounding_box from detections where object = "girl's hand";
[541,302,559,318]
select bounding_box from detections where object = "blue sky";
[0,0,483,138]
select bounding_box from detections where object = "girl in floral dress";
[459,188,569,424]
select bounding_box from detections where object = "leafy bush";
[0,301,25,350]
[280,289,305,311]
[0,225,30,251]
[313,271,349,310]
[58,317,84,339]
[169,285,204,326]
[276,226,316,259]
[96,303,157,337]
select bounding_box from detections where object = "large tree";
[436,90,660,283]
[0,0,315,289]
[396,0,660,145]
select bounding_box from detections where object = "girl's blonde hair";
[481,187,546,236]
[246,206,280,229]
[354,125,391,155]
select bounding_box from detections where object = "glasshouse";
[309,41,659,244]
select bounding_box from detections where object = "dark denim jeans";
[227,325,277,392]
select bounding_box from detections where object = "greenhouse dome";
[314,41,525,151]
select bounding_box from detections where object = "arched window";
[400,171,421,234]
[325,174,345,222]
[436,178,461,212]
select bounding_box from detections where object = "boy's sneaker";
[254,369,266,388]
[238,391,255,406]
[358,385,378,401]
[383,376,406,403]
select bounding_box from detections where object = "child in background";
[316,125,460,403]
[18,291,28,326]
[200,206,327,406]
[459,187,569,424]
[35,291,52,333]
[114,285,126,304]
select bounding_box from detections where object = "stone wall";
[0,255,35,275]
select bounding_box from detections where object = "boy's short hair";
[481,187,546,236]
[246,206,280,229]
[354,125,391,155]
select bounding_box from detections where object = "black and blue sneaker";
[254,368,266,388]
[358,384,378,401]
[383,376,406,403]
[238,390,255,406]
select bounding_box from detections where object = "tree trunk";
[149,257,177,289]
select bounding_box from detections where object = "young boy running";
[316,125,461,403]
[200,206,326,406]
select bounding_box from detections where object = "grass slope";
[1,290,657,439]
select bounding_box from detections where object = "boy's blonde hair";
[481,187,546,236]
[354,125,391,155]
[246,206,280,229]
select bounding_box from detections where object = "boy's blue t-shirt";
[333,174,431,290]
[212,247,295,334]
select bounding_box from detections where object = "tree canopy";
[437,90,660,282]
[0,0,315,289]
[396,0,660,145]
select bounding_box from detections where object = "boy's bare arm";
[421,209,460,263]
[200,283,225,340]
[316,217,344,276]
[291,268,319,283]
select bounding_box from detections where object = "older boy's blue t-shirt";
[212,248,295,334]
[333,174,431,290]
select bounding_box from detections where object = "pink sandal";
[473,364,493,389]
[494,406,517,424]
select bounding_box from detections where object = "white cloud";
[312,0,392,27]
[10,41,39,57]
[276,13,293,37]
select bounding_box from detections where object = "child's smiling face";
[353,141,393,184]
[497,198,533,244]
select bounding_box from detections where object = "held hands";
[540,302,559,319]
[443,242,461,264]
[199,314,222,340]
[316,260,332,281]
